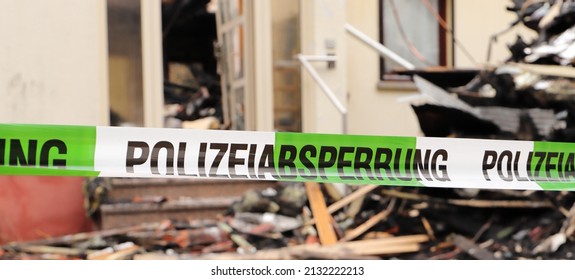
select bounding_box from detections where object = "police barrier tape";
[1,123,575,191]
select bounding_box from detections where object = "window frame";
[378,0,452,82]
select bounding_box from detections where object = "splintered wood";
[196,234,429,260]
[305,182,337,245]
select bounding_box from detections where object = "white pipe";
[297,54,348,115]
[345,23,416,70]
[299,55,337,62]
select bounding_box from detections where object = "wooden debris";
[362,231,392,240]
[217,222,256,253]
[304,184,379,228]
[328,185,379,214]
[87,242,141,260]
[305,182,337,245]
[342,198,396,242]
[12,245,94,257]
[7,223,160,247]
[381,189,554,208]
[421,217,436,241]
[198,234,429,260]
[323,183,343,201]
[451,234,499,260]
[4,177,575,261]
[290,250,379,260]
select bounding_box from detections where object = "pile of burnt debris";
[162,0,223,129]
[411,0,575,142]
[2,182,575,260]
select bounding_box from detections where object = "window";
[107,0,145,126]
[379,0,451,81]
[217,0,247,130]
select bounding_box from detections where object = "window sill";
[377,80,418,92]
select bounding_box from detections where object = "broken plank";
[304,184,379,227]
[197,234,428,260]
[13,245,95,256]
[341,198,396,242]
[6,222,160,247]
[447,198,553,208]
[452,234,499,260]
[87,242,142,260]
[381,189,553,208]
[305,182,337,245]
[291,249,379,260]
[328,185,379,214]
[217,222,256,253]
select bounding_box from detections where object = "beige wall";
[453,0,537,67]
[0,0,109,125]
[346,0,422,137]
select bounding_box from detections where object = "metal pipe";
[345,23,416,70]
[297,54,348,115]
[299,55,338,62]
[342,112,348,135]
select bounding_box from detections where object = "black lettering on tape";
[337,146,355,180]
[229,143,248,179]
[565,153,575,180]
[0,139,4,166]
[248,144,257,178]
[414,149,432,181]
[497,150,513,182]
[526,152,534,181]
[278,145,297,179]
[558,153,564,181]
[432,149,450,182]
[209,143,229,178]
[299,145,317,180]
[257,144,277,179]
[126,141,149,173]
[318,146,337,180]
[513,151,529,182]
[482,150,497,181]
[151,141,174,175]
[533,152,547,181]
[199,142,207,176]
[176,142,196,176]
[546,152,559,181]
[354,147,375,180]
[394,148,411,181]
[9,139,37,166]
[40,139,67,167]
[374,148,394,180]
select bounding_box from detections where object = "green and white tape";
[1,123,575,191]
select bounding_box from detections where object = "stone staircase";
[99,178,277,229]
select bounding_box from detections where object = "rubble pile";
[412,0,575,142]
[3,183,575,260]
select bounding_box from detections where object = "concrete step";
[107,178,275,202]
[98,178,277,229]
